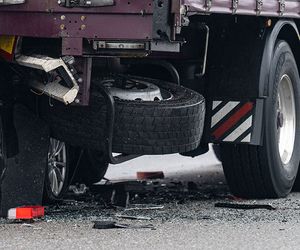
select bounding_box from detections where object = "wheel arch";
[204,18,300,146]
[260,20,300,97]
[277,22,300,70]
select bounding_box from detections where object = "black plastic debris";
[91,179,219,208]
[93,221,123,229]
[215,202,276,210]
[93,221,155,230]
[110,185,130,207]
[115,214,152,220]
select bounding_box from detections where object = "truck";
[0,0,299,216]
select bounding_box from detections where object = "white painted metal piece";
[15,55,79,104]
[0,0,24,5]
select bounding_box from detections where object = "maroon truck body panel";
[0,0,155,40]
[0,12,153,39]
[0,0,299,41]
[0,1,299,57]
[183,0,300,18]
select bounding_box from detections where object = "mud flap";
[0,104,49,217]
[206,98,264,145]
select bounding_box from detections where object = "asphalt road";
[1,150,300,250]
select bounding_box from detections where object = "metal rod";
[96,82,141,165]
[198,24,209,77]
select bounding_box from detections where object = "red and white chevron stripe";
[211,101,254,143]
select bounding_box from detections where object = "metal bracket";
[204,0,212,11]
[255,0,263,15]
[96,82,141,165]
[15,55,79,105]
[278,0,285,16]
[58,0,114,7]
[93,41,146,50]
[231,0,239,14]
[196,24,209,77]
[152,0,171,41]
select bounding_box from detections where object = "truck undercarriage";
[0,0,300,217]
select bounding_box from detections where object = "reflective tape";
[211,101,254,143]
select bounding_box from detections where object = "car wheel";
[43,138,69,202]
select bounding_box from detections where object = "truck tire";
[220,40,300,198]
[41,76,205,155]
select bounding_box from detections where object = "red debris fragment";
[137,171,164,180]
[7,206,45,220]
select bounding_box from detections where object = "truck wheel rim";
[277,74,296,165]
[102,77,173,101]
[48,138,67,196]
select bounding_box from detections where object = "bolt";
[60,24,65,30]
[67,58,75,65]
[75,99,80,104]
[80,24,86,30]
[77,78,83,83]
[81,16,86,21]
[60,15,66,20]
